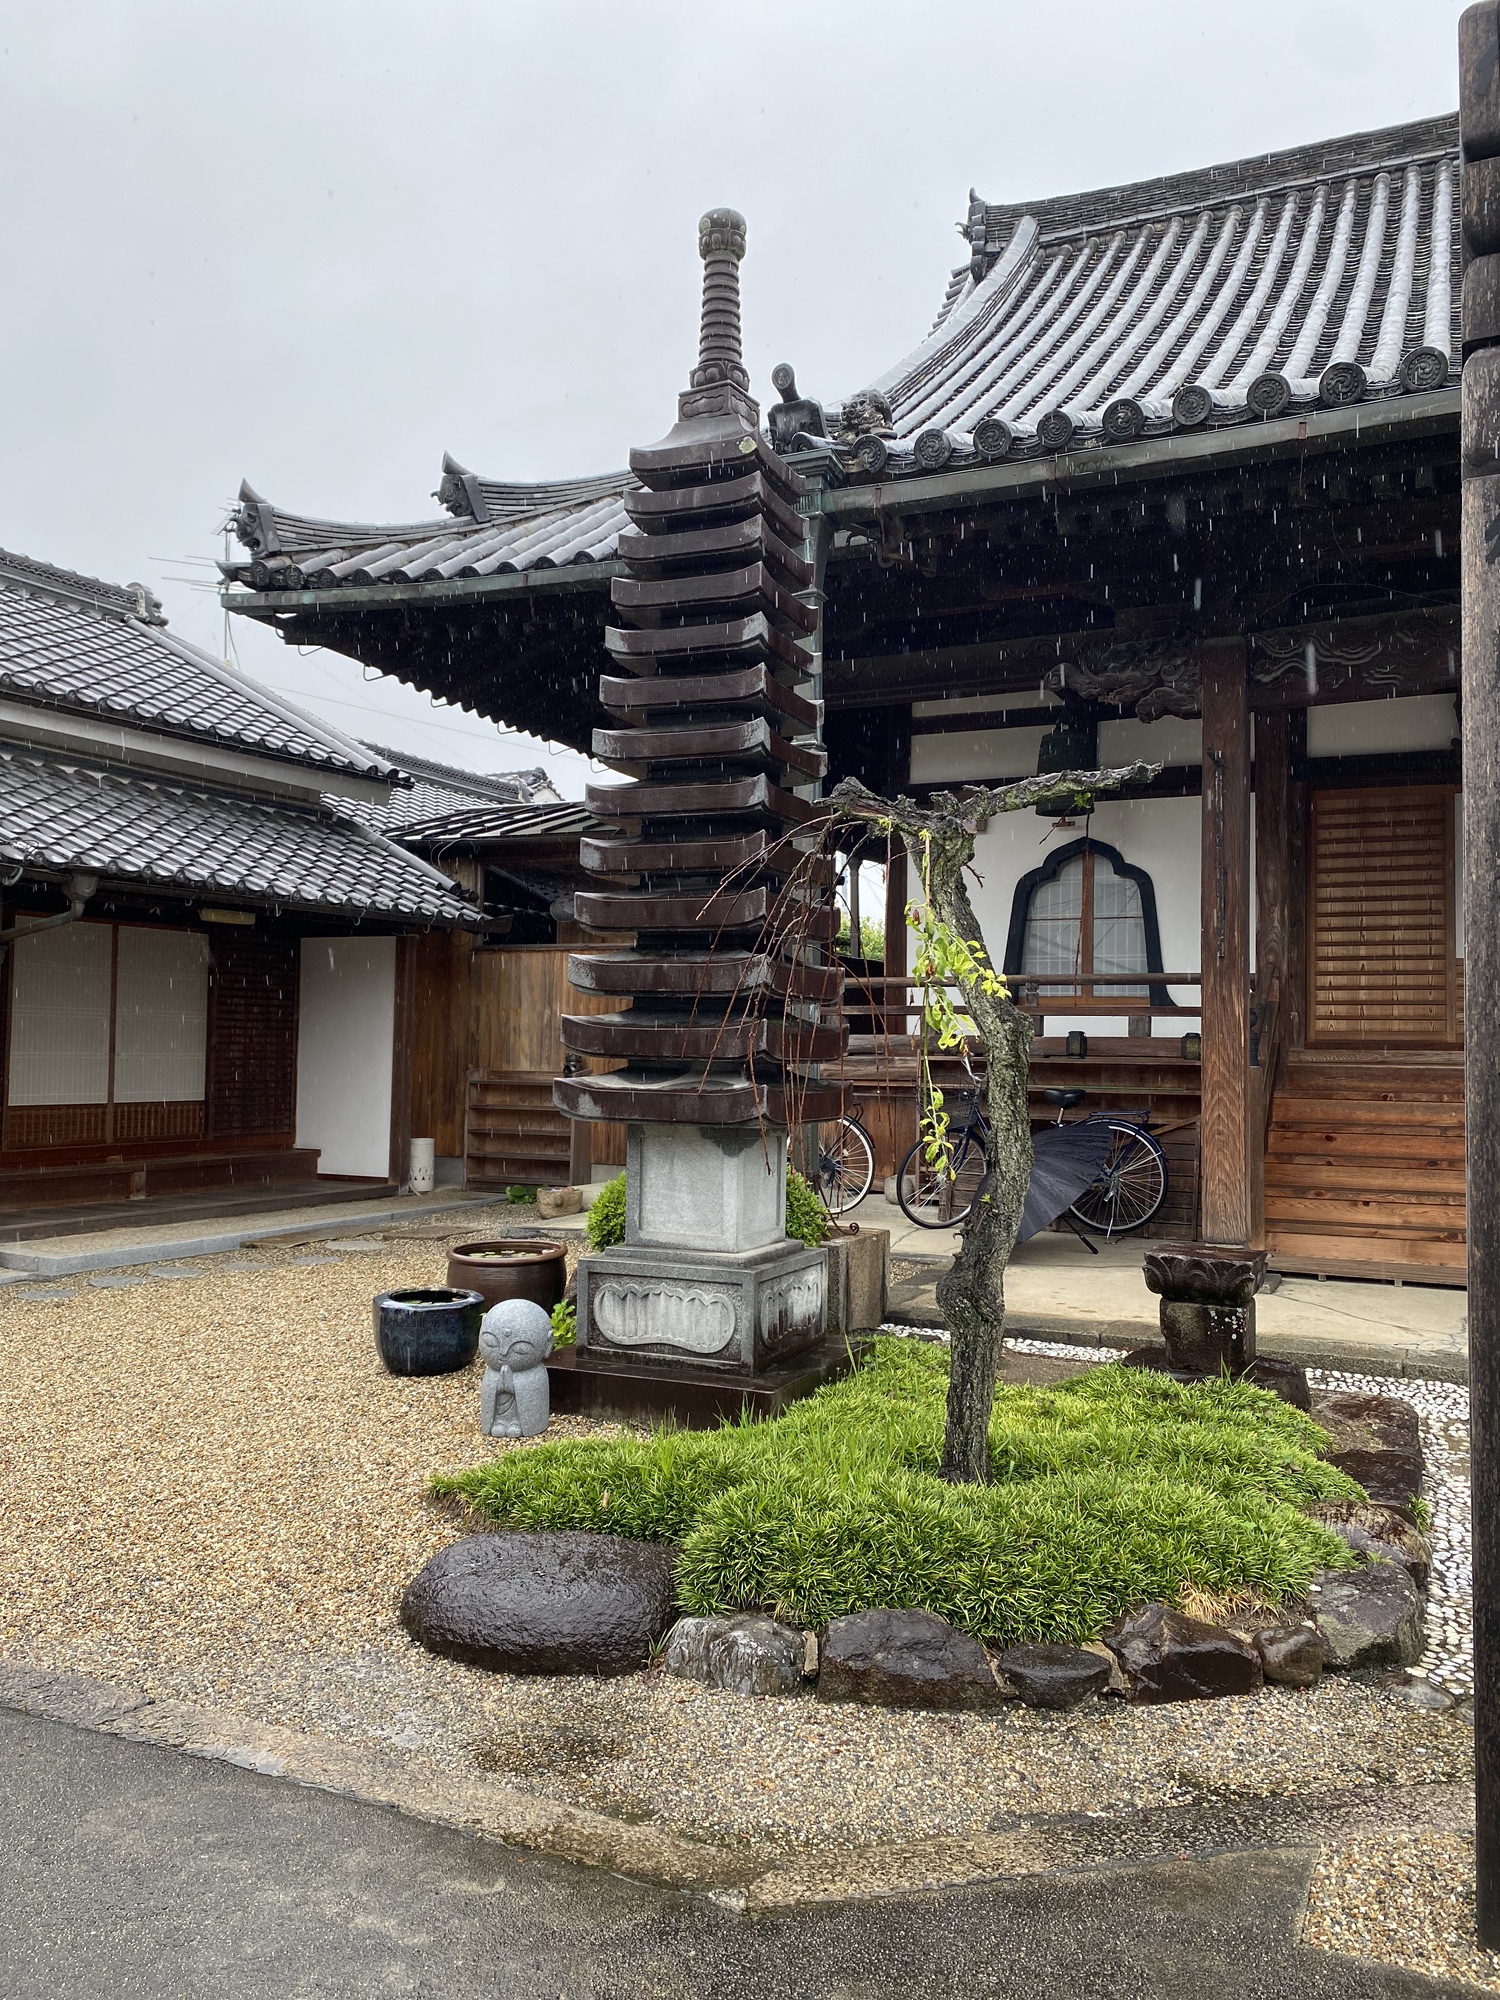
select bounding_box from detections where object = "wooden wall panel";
[206,932,298,1141]
[409,929,472,1157]
[1308,787,1459,1047]
[467,948,625,1181]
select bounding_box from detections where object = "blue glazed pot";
[374,1286,485,1376]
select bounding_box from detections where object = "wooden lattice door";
[1307,786,1460,1047]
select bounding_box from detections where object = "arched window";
[1003,838,1168,1006]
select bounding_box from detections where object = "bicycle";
[811,1111,876,1217]
[895,1085,1167,1236]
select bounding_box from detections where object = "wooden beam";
[1200,638,1253,1246]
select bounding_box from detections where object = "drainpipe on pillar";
[1459,0,1500,1945]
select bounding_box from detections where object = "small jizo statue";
[478,1298,554,1439]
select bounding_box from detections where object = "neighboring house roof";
[345,745,562,834]
[0,547,391,780]
[219,115,1461,600]
[0,548,485,925]
[0,743,478,923]
[395,799,599,846]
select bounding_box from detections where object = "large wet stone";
[1307,1499,1432,1589]
[400,1532,678,1676]
[1103,1603,1263,1704]
[661,1613,805,1697]
[1307,1563,1424,1671]
[1309,1391,1424,1510]
[1242,1357,1312,1410]
[1252,1624,1326,1688]
[817,1608,1004,1711]
[996,1643,1111,1711]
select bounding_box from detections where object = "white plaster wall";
[968,794,1203,1038]
[910,723,1050,785]
[1307,693,1458,756]
[1098,713,1203,767]
[296,936,396,1178]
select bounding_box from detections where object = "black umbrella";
[1017,1119,1117,1243]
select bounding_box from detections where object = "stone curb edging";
[1003,1317,1471,1385]
[882,1292,1468,1385]
[0,1196,497,1278]
[0,1653,1473,1914]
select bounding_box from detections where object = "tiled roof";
[394,799,600,845]
[858,115,1458,466]
[0,744,478,923]
[0,547,389,778]
[343,746,559,834]
[219,115,1462,596]
[225,466,633,592]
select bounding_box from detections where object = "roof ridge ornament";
[766,363,828,454]
[435,453,492,524]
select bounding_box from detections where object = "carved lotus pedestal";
[555,1124,853,1429]
[1140,1244,1268,1376]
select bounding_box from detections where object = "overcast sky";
[0,0,1469,797]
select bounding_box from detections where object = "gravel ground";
[0,1244,1482,1977]
[1304,1829,1500,1994]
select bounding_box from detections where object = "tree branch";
[829,764,1162,835]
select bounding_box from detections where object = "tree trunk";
[918,825,1033,1483]
[829,761,1154,1483]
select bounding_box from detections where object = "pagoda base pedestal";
[546,1334,865,1430]
[576,1234,827,1374]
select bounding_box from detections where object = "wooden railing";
[831,969,1204,1036]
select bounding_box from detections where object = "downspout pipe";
[0,870,100,958]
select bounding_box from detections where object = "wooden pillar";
[1461,0,1500,1940]
[388,932,417,1188]
[1285,711,1308,1053]
[1252,709,1293,1247]
[1199,639,1253,1247]
[884,837,909,1038]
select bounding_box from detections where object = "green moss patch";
[434,1340,1360,1645]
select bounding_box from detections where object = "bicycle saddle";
[1042,1087,1086,1109]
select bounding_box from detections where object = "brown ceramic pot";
[446,1239,567,1314]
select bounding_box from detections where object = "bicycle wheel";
[815,1116,875,1216]
[896,1133,986,1229]
[1068,1121,1167,1235]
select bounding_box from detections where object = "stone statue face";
[479,1299,554,1369]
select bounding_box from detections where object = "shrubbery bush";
[436,1340,1360,1644]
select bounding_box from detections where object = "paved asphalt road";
[0,1707,1471,1999]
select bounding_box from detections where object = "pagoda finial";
[690,207,750,395]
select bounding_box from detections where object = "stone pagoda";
[553,208,844,1414]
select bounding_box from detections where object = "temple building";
[221,112,1465,1285]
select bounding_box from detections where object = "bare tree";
[831,764,1155,1483]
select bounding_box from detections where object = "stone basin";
[1143,1243,1268,1307]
